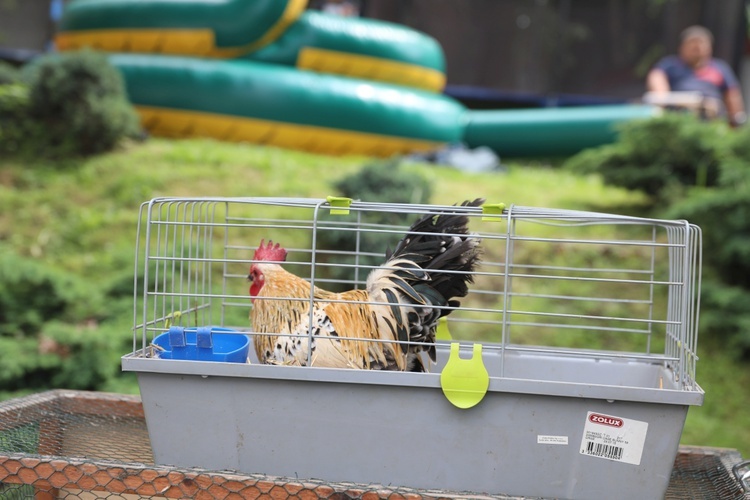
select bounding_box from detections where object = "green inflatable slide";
[56,0,657,157]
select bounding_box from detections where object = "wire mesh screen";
[131,197,701,389]
[0,391,747,499]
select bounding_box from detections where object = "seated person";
[646,25,746,126]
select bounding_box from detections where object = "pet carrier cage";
[123,197,703,499]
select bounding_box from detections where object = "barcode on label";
[584,440,624,460]
[580,412,648,465]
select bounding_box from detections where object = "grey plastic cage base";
[123,345,704,500]
[0,391,743,500]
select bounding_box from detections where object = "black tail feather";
[380,199,483,368]
[389,199,483,305]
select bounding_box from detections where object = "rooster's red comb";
[253,239,288,262]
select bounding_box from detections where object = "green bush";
[0,83,41,156]
[0,321,120,394]
[333,159,433,207]
[0,250,95,336]
[16,49,141,157]
[0,335,54,394]
[564,113,729,200]
[664,205,750,362]
[668,187,750,288]
[42,321,121,390]
[691,280,750,360]
[0,249,125,396]
[0,83,30,121]
[315,160,433,289]
[726,119,750,158]
[663,121,750,360]
[666,123,750,289]
[0,61,21,85]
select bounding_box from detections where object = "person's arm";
[646,68,671,93]
[724,87,746,127]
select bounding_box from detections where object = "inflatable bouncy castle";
[56,0,657,157]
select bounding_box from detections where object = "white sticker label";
[580,411,648,465]
[538,435,569,445]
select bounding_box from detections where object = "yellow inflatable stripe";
[57,29,217,56]
[297,47,446,92]
[56,0,307,58]
[136,106,443,157]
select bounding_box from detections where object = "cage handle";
[440,343,489,409]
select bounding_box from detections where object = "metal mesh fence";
[0,390,747,499]
[666,446,749,500]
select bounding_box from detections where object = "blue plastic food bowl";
[152,326,250,363]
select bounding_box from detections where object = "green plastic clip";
[440,343,490,409]
[482,203,506,221]
[164,311,182,329]
[327,196,352,215]
[436,317,452,341]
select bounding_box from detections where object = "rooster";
[247,199,483,371]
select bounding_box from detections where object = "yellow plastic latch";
[482,203,506,221]
[440,343,490,409]
[436,317,452,341]
[326,196,352,215]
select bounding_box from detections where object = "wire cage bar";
[130,197,702,390]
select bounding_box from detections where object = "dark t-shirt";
[654,55,738,111]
